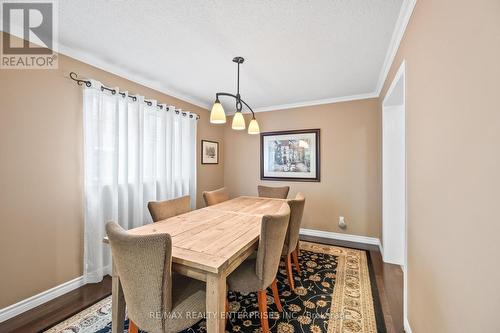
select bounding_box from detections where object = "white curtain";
[82,80,197,283]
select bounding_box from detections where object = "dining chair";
[105,222,206,333]
[281,193,305,290]
[226,202,290,333]
[148,195,191,222]
[202,187,230,206]
[257,185,290,199]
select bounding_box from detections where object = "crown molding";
[250,0,416,112]
[2,1,416,113]
[1,29,210,109]
[57,42,211,110]
[374,0,417,96]
[252,92,379,113]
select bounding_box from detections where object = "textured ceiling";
[58,0,403,111]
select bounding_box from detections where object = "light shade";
[232,111,246,130]
[248,118,260,134]
[210,101,226,124]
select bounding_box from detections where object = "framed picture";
[260,129,320,182]
[201,140,219,164]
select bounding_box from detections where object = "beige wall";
[223,99,381,238]
[379,1,500,332]
[0,33,224,308]
[3,2,500,330]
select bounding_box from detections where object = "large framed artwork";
[260,129,320,182]
[201,140,219,164]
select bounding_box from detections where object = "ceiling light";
[210,99,226,124]
[232,111,246,130]
[209,56,260,134]
[248,118,260,135]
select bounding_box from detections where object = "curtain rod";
[69,72,200,120]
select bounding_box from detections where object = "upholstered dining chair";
[148,195,191,222]
[282,193,305,290]
[226,202,290,333]
[105,222,206,333]
[257,185,290,199]
[202,187,230,206]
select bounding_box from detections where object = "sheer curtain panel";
[83,80,197,283]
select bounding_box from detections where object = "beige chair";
[106,222,206,333]
[202,187,229,206]
[148,195,191,222]
[226,203,290,333]
[257,185,290,199]
[282,193,305,290]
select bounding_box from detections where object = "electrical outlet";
[339,216,347,229]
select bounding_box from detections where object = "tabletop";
[120,196,286,274]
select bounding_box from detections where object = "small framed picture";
[201,140,219,164]
[260,129,320,182]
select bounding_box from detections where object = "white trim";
[375,0,417,96]
[0,276,84,323]
[378,242,384,258]
[2,1,415,113]
[404,317,413,333]
[255,0,416,111]
[253,92,378,113]
[57,42,211,110]
[299,228,382,253]
[382,60,409,332]
[2,29,210,109]
[382,61,406,107]
[403,264,410,332]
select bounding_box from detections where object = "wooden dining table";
[104,196,286,333]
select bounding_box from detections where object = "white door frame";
[382,60,408,328]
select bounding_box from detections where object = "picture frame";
[201,140,219,164]
[260,129,320,182]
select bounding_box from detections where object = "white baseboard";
[300,228,382,252]
[0,276,84,323]
[404,317,413,333]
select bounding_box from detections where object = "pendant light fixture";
[209,57,260,134]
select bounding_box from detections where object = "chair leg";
[292,248,301,276]
[128,319,138,333]
[295,242,300,257]
[271,279,282,312]
[285,253,295,290]
[257,290,270,333]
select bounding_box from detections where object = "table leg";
[206,272,227,333]
[112,264,126,333]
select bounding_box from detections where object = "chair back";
[148,195,191,222]
[257,185,290,199]
[202,187,229,206]
[255,202,290,289]
[106,222,172,333]
[285,192,305,254]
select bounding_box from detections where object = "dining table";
[104,195,286,333]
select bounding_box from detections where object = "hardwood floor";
[0,238,403,333]
[369,248,404,333]
[0,276,112,333]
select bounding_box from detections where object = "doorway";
[382,61,407,325]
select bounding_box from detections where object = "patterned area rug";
[45,242,385,333]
